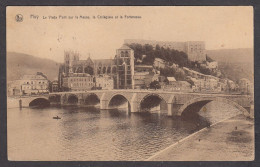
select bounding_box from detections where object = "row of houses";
[7,72,50,96]
[61,73,113,91]
[153,58,252,94]
[7,72,115,96]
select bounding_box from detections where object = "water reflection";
[8,101,241,161]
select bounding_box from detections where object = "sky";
[7,6,253,63]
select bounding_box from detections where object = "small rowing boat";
[53,116,61,119]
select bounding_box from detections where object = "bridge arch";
[178,96,249,116]
[108,94,131,110]
[140,93,168,112]
[29,97,50,108]
[84,93,100,106]
[67,94,79,105]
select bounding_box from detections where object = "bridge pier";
[130,93,138,112]
[100,100,108,109]
[167,103,173,116]
[78,98,84,105]
[167,103,183,116]
[100,93,108,110]
[60,94,66,105]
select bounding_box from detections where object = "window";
[103,67,107,74]
[125,51,129,57]
[121,51,125,57]
[107,66,111,73]
[112,67,117,73]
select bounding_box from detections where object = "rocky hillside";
[7,52,60,82]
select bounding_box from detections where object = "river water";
[7,101,241,161]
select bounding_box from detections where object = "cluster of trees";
[126,43,190,67]
[186,61,212,75]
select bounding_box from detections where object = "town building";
[189,77,221,92]
[166,77,177,84]
[62,73,94,91]
[133,65,154,89]
[227,80,237,91]
[239,78,252,94]
[8,72,49,96]
[153,58,167,69]
[125,39,206,62]
[95,75,114,90]
[163,77,192,92]
[7,80,22,96]
[50,80,59,92]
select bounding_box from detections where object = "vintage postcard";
[6,6,254,161]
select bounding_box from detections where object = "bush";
[150,80,161,89]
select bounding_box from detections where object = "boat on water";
[53,116,61,119]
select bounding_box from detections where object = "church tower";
[115,45,135,89]
[64,51,79,74]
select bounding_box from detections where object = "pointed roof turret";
[86,54,93,64]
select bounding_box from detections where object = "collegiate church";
[58,45,135,90]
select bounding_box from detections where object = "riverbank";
[147,114,254,161]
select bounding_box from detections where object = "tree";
[126,43,189,66]
[150,80,161,89]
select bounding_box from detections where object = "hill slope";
[206,48,253,63]
[206,48,253,82]
[7,52,60,82]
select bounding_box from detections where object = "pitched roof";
[167,77,176,82]
[86,56,94,63]
[118,45,132,50]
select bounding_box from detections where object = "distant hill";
[7,52,60,82]
[206,48,254,82]
[206,48,253,63]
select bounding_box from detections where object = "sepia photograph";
[6,6,254,161]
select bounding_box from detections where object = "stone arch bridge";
[46,90,253,117]
[16,95,50,108]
